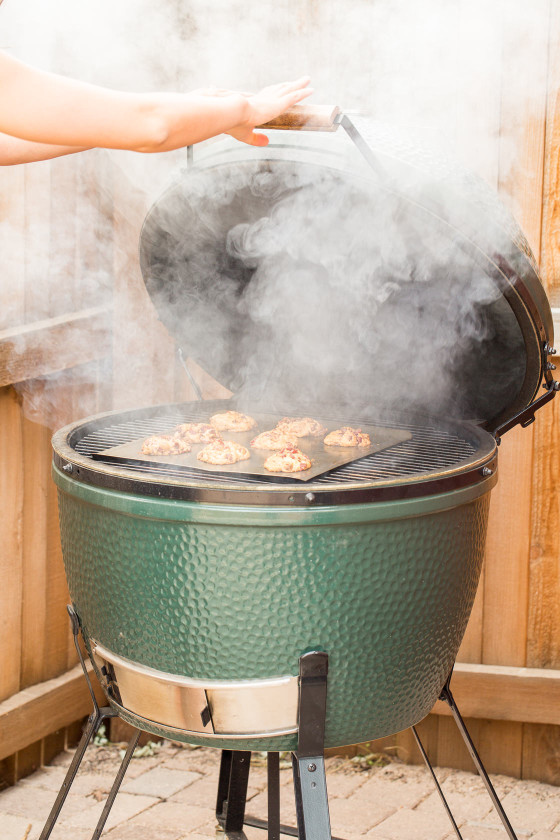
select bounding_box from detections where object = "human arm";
[0,51,312,157]
[0,132,89,165]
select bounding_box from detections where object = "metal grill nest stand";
[39,610,521,840]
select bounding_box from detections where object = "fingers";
[280,87,314,109]
[278,76,312,93]
[257,76,312,97]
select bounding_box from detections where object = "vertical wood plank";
[111,166,177,410]
[20,407,50,688]
[0,167,26,331]
[539,0,560,304]
[48,157,78,317]
[0,387,24,702]
[437,716,522,777]
[42,728,67,768]
[481,0,549,673]
[522,723,560,784]
[24,161,52,322]
[497,0,549,257]
[482,434,533,668]
[522,0,560,782]
[528,0,560,672]
[42,373,73,678]
[14,741,42,782]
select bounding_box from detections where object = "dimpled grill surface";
[57,485,489,749]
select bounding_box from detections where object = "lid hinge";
[493,380,558,443]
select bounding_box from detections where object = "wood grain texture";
[431,662,560,725]
[0,387,24,702]
[498,0,549,258]
[0,306,113,387]
[20,410,50,688]
[24,161,51,323]
[528,0,560,673]
[482,426,533,666]
[0,663,104,762]
[522,723,560,784]
[0,167,25,332]
[539,0,560,303]
[522,0,560,782]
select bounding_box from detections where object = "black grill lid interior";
[139,126,553,433]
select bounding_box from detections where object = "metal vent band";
[91,641,299,737]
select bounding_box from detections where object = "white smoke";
[0,0,553,426]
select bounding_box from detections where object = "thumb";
[250,132,269,147]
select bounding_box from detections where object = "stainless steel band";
[91,641,299,738]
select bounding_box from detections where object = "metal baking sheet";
[94,413,412,482]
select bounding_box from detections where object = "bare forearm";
[0,52,248,152]
[0,132,89,165]
[0,51,312,160]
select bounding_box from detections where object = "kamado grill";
[41,107,558,840]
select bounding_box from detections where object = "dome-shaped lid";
[139,122,555,435]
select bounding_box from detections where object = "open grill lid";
[139,111,556,437]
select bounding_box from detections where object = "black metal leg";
[40,605,143,840]
[39,707,111,839]
[216,750,234,823]
[215,749,251,836]
[91,729,141,839]
[292,650,332,840]
[267,752,280,840]
[67,604,101,717]
[440,673,519,840]
[411,725,463,839]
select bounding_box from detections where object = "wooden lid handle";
[258,104,341,132]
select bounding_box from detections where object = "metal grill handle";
[258,104,341,132]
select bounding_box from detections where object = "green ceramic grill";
[52,115,557,756]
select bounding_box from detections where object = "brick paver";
[2,740,560,839]
[482,780,560,834]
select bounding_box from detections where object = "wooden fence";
[1,0,560,787]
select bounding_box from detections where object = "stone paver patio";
[2,736,560,839]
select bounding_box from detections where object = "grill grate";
[74,410,478,486]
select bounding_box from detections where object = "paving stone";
[329,794,392,834]
[162,746,220,775]
[443,825,530,839]
[176,835,219,840]
[0,814,39,840]
[121,766,201,798]
[170,772,260,809]
[5,744,560,840]
[57,792,158,831]
[245,765,270,791]
[325,770,369,799]
[105,824,182,840]
[103,800,214,835]
[364,804,457,839]
[169,773,221,807]
[245,786,298,824]
[351,763,440,810]
[482,780,560,833]
[414,769,508,824]
[0,783,87,821]
[18,765,119,800]
[31,827,96,840]
[191,818,223,836]
[120,753,173,779]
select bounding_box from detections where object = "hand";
[226,76,313,147]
